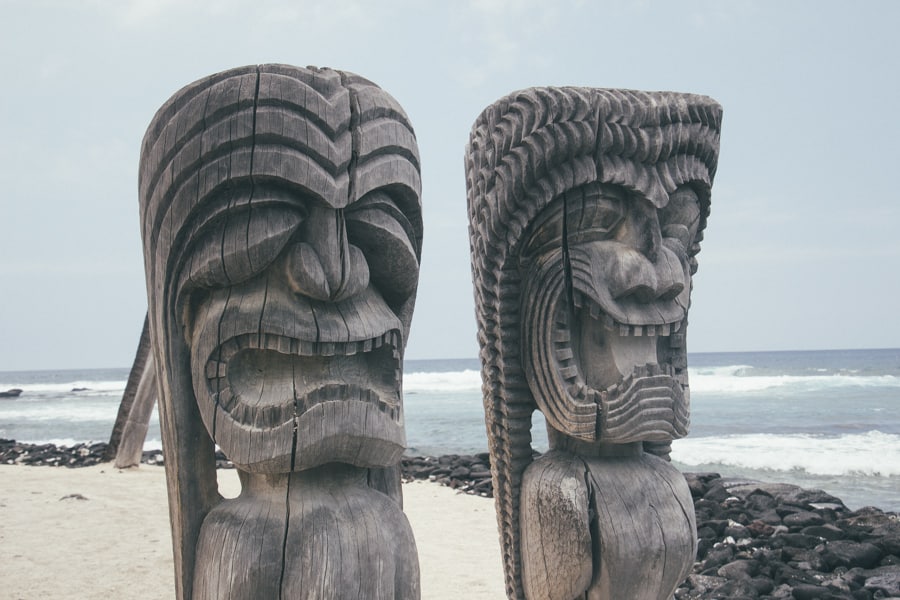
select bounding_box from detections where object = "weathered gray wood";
[193,466,418,599]
[465,87,722,599]
[104,314,151,462]
[113,353,158,468]
[521,448,696,600]
[139,64,422,599]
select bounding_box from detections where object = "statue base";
[193,465,420,599]
[521,449,696,600]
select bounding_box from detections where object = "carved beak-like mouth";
[524,272,689,443]
[562,290,684,397]
[186,278,408,471]
[204,329,402,429]
[556,291,689,442]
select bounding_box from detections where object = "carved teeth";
[206,330,404,395]
[553,329,571,343]
[568,382,585,400]
[212,331,400,363]
[575,297,687,338]
[300,385,399,420]
[559,364,579,381]
[556,347,574,361]
[206,360,227,379]
[219,338,239,360]
[204,330,404,428]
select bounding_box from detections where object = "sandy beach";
[0,465,505,599]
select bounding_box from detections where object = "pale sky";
[1,0,898,370]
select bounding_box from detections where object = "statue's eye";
[180,204,305,292]
[660,186,701,253]
[174,201,306,337]
[520,183,625,260]
[345,190,419,311]
[565,185,625,246]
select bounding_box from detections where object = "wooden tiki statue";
[139,65,422,600]
[465,88,722,600]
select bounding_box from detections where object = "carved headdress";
[139,65,422,599]
[465,87,722,598]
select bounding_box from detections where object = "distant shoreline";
[3,346,900,374]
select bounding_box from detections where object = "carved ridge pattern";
[521,252,597,440]
[466,87,722,599]
[146,68,422,341]
[139,64,422,600]
[599,365,690,442]
[467,87,599,600]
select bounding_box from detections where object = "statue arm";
[520,452,594,600]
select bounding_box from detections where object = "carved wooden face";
[175,186,419,471]
[520,182,701,443]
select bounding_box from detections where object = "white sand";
[0,465,505,599]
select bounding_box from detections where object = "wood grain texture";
[519,451,592,600]
[465,87,722,599]
[139,64,422,599]
[104,314,152,461]
[521,450,696,600]
[114,353,158,469]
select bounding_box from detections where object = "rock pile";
[0,439,237,470]
[400,453,494,496]
[4,440,897,598]
[679,473,900,599]
[397,455,900,599]
[0,439,108,467]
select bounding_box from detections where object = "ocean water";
[1,349,898,511]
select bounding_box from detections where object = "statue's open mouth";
[204,330,402,428]
[551,290,689,442]
[186,280,409,470]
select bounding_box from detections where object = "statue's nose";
[604,203,685,302]
[617,200,662,262]
[285,205,369,302]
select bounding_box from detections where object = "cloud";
[88,0,182,27]
[37,53,73,81]
[454,29,520,89]
[450,0,565,89]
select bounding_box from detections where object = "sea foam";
[688,366,900,394]
[672,430,900,477]
[403,369,483,393]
